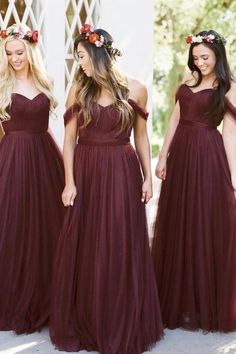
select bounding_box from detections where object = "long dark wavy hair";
[187,30,234,125]
[73,28,133,132]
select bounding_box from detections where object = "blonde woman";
[0,24,64,333]
[50,24,163,353]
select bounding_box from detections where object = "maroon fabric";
[152,84,236,332]
[0,93,64,334]
[50,100,163,353]
[63,103,80,126]
[63,98,148,127]
[128,98,149,120]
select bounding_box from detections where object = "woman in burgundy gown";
[50,24,163,353]
[152,30,236,332]
[0,24,64,333]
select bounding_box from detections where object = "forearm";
[63,136,77,186]
[159,116,179,159]
[0,123,4,140]
[134,134,152,180]
[223,115,236,177]
[223,135,236,176]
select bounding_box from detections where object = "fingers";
[155,168,166,180]
[146,191,153,203]
[69,191,77,206]
[141,191,146,203]
[155,167,164,179]
[162,170,166,180]
[62,192,76,207]
[141,190,153,204]
[69,192,76,206]
[62,196,69,207]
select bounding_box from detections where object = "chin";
[12,67,23,71]
[11,64,23,70]
[202,69,214,76]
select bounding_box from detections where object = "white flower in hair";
[208,34,215,40]
[195,35,203,43]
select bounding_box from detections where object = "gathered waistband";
[179,119,216,129]
[78,137,130,146]
[5,130,48,135]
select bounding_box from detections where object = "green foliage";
[153,0,236,151]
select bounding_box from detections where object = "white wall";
[43,0,65,148]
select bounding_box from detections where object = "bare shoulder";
[226,80,236,102]
[181,71,198,85]
[66,83,77,108]
[128,77,147,106]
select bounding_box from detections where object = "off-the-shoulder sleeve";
[128,98,149,120]
[175,84,184,103]
[63,103,80,126]
[225,97,236,121]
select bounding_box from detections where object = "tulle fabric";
[0,93,64,333]
[50,100,163,353]
[152,84,236,332]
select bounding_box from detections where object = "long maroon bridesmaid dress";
[0,93,64,333]
[50,99,163,353]
[152,84,236,332]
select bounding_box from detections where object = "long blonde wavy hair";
[0,24,57,122]
[73,29,133,132]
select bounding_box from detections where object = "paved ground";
[1,159,236,354]
[1,327,236,353]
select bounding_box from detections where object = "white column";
[99,0,154,132]
[42,0,65,148]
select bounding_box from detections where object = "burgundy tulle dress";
[50,99,163,353]
[152,84,236,332]
[0,93,64,334]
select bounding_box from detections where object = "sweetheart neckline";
[12,92,45,101]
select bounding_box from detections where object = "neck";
[100,87,113,97]
[15,67,30,81]
[201,73,216,85]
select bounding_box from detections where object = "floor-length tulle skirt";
[0,132,64,333]
[50,143,163,353]
[152,124,236,332]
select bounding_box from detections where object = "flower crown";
[186,33,226,45]
[79,24,122,57]
[0,25,39,44]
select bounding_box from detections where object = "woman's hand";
[142,179,153,204]
[232,175,236,198]
[155,156,167,180]
[62,184,77,207]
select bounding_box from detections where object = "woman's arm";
[132,83,152,203]
[61,84,78,207]
[223,82,236,196]
[155,101,180,180]
[222,113,236,195]
[154,71,196,180]
[0,123,4,140]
